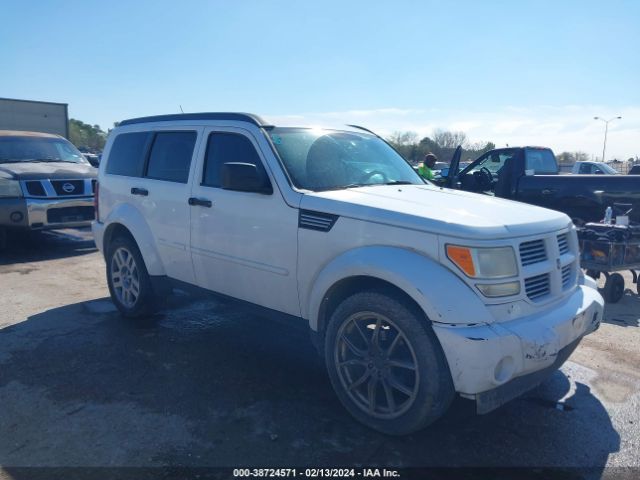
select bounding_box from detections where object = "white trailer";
[0,97,69,138]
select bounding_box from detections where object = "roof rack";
[118,112,270,127]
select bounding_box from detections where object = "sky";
[1,0,639,160]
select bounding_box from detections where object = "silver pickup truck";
[0,130,97,248]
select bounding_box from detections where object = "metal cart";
[579,236,640,303]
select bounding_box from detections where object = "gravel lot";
[0,228,638,477]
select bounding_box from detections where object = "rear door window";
[145,131,197,183]
[106,132,151,177]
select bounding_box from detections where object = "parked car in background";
[83,152,100,167]
[440,161,471,179]
[0,130,97,248]
[93,112,603,435]
[440,146,640,225]
[432,161,449,178]
[629,165,640,175]
[571,161,619,175]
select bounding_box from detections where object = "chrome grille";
[557,233,569,255]
[519,239,547,266]
[20,178,93,198]
[525,273,551,301]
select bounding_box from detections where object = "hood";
[0,162,97,180]
[302,184,571,240]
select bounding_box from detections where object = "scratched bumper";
[432,283,604,411]
[474,336,581,414]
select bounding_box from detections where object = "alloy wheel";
[334,311,420,419]
[110,247,140,308]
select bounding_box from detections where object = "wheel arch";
[317,276,425,336]
[306,246,493,334]
[101,204,165,276]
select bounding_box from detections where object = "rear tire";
[603,273,625,303]
[106,235,161,321]
[324,291,454,435]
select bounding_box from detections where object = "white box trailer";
[0,97,69,138]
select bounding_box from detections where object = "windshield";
[467,150,517,175]
[0,136,88,164]
[268,128,423,191]
[598,163,619,174]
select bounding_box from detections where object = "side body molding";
[304,246,494,331]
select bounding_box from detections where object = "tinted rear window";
[146,131,196,183]
[525,149,557,174]
[106,132,151,177]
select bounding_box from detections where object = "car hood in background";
[302,184,571,240]
[0,162,97,180]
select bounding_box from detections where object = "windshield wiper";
[319,183,370,192]
[382,181,415,185]
[30,158,79,163]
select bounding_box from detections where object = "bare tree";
[433,129,469,149]
[388,131,418,146]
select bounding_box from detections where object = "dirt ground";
[0,228,638,478]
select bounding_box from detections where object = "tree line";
[386,130,624,167]
[386,130,495,165]
[69,119,107,152]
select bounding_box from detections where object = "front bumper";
[432,283,603,413]
[0,197,95,230]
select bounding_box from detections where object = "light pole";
[594,116,622,162]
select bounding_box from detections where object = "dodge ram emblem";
[62,182,75,193]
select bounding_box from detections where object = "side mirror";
[221,162,273,194]
[595,169,604,175]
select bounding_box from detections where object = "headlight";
[446,245,518,279]
[0,178,22,198]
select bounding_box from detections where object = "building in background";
[0,97,69,138]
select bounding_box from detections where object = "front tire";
[324,291,454,435]
[106,235,161,320]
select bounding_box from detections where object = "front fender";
[102,203,165,276]
[306,246,493,331]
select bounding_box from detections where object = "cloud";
[267,105,640,160]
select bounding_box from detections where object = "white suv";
[93,113,604,434]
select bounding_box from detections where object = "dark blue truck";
[443,146,640,225]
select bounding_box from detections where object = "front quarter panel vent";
[299,210,339,232]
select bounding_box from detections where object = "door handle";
[131,187,149,196]
[188,197,212,208]
[541,189,555,195]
